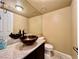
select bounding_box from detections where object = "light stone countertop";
[0,37,45,59]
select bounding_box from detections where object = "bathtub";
[45,50,72,59]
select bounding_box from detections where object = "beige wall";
[71,0,77,59]
[13,13,28,33]
[28,16,42,36]
[28,7,72,55]
[42,7,72,55]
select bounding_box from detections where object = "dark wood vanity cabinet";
[23,43,45,59]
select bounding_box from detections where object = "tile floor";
[45,50,72,59]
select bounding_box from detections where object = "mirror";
[0,8,43,48]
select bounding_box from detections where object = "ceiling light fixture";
[15,5,23,11]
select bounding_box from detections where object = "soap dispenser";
[0,36,6,50]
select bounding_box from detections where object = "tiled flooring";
[45,54,60,59]
[45,50,72,59]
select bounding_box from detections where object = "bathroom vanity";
[23,43,44,59]
[0,37,45,59]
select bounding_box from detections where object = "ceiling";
[0,0,72,18]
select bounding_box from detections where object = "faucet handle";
[22,30,27,36]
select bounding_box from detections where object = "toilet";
[45,43,54,59]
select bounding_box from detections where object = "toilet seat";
[45,44,53,51]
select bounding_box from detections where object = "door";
[0,9,13,45]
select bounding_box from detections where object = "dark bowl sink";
[9,33,22,39]
[20,35,38,45]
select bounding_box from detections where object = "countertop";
[0,37,45,59]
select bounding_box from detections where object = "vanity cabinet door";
[23,43,45,59]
